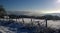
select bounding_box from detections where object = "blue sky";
[0,0,60,13]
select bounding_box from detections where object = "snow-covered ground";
[0,18,60,29]
[0,18,60,33]
[12,18,60,29]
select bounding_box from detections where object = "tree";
[0,5,6,18]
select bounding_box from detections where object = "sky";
[0,0,60,14]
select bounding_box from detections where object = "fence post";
[31,18,33,27]
[45,18,47,28]
[22,18,24,24]
[31,18,32,22]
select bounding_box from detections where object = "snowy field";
[13,18,60,29]
[0,18,60,33]
[0,18,60,29]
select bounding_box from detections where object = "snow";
[0,18,60,33]
[0,26,16,33]
[47,20,60,29]
[0,20,37,33]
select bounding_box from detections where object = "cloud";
[6,11,45,16]
[7,11,30,15]
[6,10,60,16]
